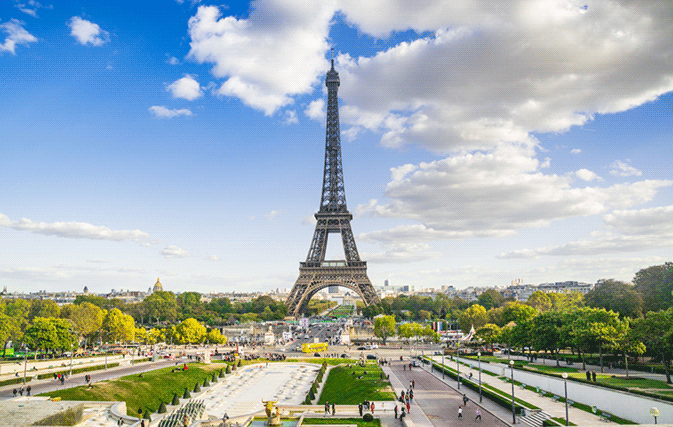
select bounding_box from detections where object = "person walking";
[12,388,17,398]
[26,385,31,396]
[406,402,410,413]
[409,390,413,403]
[585,371,591,381]
[458,405,463,419]
[358,403,363,417]
[394,404,398,419]
[332,402,335,415]
[371,401,375,414]
[475,408,482,421]
[412,380,415,388]
[592,371,597,382]
[462,394,469,407]
[19,387,23,396]
[325,401,330,415]
[409,380,413,389]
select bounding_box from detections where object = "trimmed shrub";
[237,360,242,367]
[171,393,180,405]
[158,401,167,414]
[363,414,373,422]
[203,378,210,387]
[219,369,225,378]
[226,365,232,374]
[193,383,201,392]
[212,373,218,382]
[143,409,152,420]
[183,388,191,399]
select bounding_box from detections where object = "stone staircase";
[520,409,553,427]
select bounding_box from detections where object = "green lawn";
[40,363,221,416]
[318,363,395,404]
[303,418,380,427]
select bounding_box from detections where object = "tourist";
[462,394,468,407]
[394,404,398,419]
[26,385,31,396]
[458,405,463,419]
[325,401,330,415]
[412,380,415,388]
[358,403,363,416]
[475,408,482,421]
[12,388,17,397]
[585,371,591,381]
[331,402,335,415]
[370,401,375,414]
[406,402,410,413]
[592,371,597,382]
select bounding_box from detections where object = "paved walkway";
[384,362,510,427]
[425,356,618,426]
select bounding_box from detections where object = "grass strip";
[303,417,381,427]
[318,363,395,404]
[37,363,120,379]
[39,363,220,416]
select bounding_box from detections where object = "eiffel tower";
[286,55,380,317]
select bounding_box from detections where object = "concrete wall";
[451,356,670,425]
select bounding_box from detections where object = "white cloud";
[186,4,332,115]
[265,210,281,220]
[357,143,672,236]
[166,75,203,101]
[610,160,642,177]
[282,110,298,125]
[162,245,190,258]
[67,17,109,47]
[0,213,149,242]
[206,255,220,261]
[304,99,325,121]
[0,19,37,54]
[575,168,602,182]
[499,205,673,259]
[166,55,180,65]
[148,105,193,118]
[570,148,582,155]
[363,242,441,264]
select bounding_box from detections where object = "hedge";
[36,362,120,379]
[0,376,32,387]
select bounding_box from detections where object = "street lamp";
[477,352,482,403]
[442,351,445,379]
[510,360,516,424]
[457,348,461,390]
[22,344,28,385]
[562,373,569,426]
[651,407,660,425]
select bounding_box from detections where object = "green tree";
[457,304,488,332]
[173,318,206,344]
[633,263,673,312]
[530,311,570,366]
[143,291,178,323]
[206,328,227,344]
[477,289,506,310]
[476,323,501,352]
[584,279,643,318]
[23,317,75,355]
[527,291,552,312]
[28,299,60,320]
[567,307,621,371]
[177,292,205,321]
[63,302,104,348]
[630,309,673,383]
[374,315,396,345]
[501,302,538,325]
[102,308,136,343]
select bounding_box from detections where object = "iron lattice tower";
[286,57,380,317]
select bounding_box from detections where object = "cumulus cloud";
[575,168,602,182]
[166,55,180,65]
[186,3,332,115]
[357,144,672,236]
[0,19,37,54]
[265,210,281,220]
[14,0,50,17]
[499,205,673,259]
[67,17,110,46]
[206,255,220,261]
[162,245,190,258]
[570,148,582,155]
[363,242,441,264]
[148,105,193,118]
[610,160,642,177]
[0,213,149,242]
[282,110,298,125]
[166,75,203,101]
[304,99,325,121]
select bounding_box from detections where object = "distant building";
[153,277,163,293]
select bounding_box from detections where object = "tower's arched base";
[286,263,380,317]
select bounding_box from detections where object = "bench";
[600,413,612,422]
[568,400,575,407]
[551,395,560,402]
[520,383,527,389]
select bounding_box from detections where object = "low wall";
[447,356,672,425]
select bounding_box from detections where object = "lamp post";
[478,351,482,403]
[510,360,516,424]
[69,341,74,377]
[562,373,569,426]
[442,351,445,379]
[457,348,461,390]
[650,407,660,425]
[22,344,28,385]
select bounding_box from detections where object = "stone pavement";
[384,362,510,427]
[425,356,618,426]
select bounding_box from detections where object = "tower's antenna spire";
[331,47,334,68]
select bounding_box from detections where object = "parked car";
[366,354,377,360]
[314,353,321,357]
[340,353,350,358]
[357,346,366,350]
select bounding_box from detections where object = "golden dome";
[153,277,163,292]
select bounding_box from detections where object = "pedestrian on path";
[371,402,375,414]
[26,385,31,396]
[332,402,335,415]
[412,379,415,388]
[358,403,363,417]
[325,401,330,415]
[475,408,481,421]
[406,402,410,413]
[409,380,413,389]
[462,394,468,407]
[394,404,398,419]
[586,371,591,381]
[592,371,597,382]
[12,388,17,397]
[458,405,463,419]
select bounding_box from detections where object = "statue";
[261,400,280,426]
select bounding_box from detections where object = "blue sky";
[1,0,672,294]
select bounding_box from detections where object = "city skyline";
[1,1,672,294]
